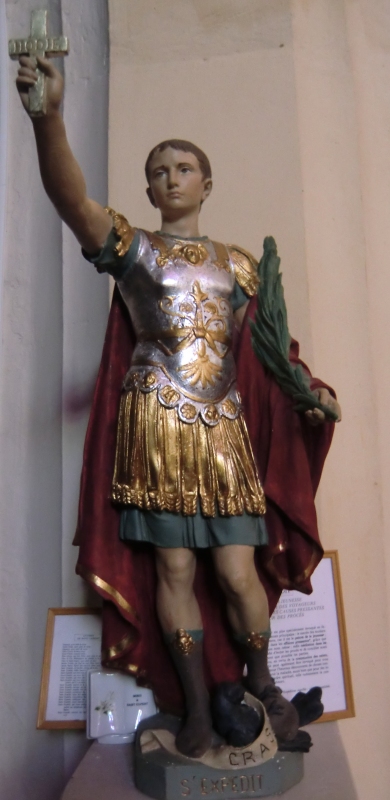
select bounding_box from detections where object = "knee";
[156,550,195,592]
[216,563,256,602]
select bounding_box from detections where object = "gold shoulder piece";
[227,244,259,297]
[210,240,231,272]
[144,230,171,267]
[105,206,136,258]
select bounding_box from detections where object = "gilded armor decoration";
[146,231,231,272]
[105,207,137,257]
[157,241,209,268]
[122,367,240,427]
[112,384,267,516]
[246,632,270,651]
[159,385,181,406]
[228,244,260,297]
[111,227,267,517]
[159,281,231,389]
[172,629,196,656]
[180,403,197,421]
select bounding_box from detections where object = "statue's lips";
[166,192,183,199]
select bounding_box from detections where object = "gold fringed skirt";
[112,387,266,517]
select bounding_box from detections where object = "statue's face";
[147,147,212,218]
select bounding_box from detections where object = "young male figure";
[16,57,340,757]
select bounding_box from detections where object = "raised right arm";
[16,55,112,253]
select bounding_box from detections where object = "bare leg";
[155,547,212,757]
[212,545,299,742]
[155,546,202,632]
[212,544,272,689]
[211,545,269,633]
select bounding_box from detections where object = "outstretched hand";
[16,55,63,116]
[305,388,341,426]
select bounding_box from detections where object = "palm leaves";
[249,237,338,421]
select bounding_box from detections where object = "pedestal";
[61,726,304,800]
[135,746,303,799]
[134,715,304,800]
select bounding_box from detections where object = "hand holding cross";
[9,9,68,116]
[9,8,110,255]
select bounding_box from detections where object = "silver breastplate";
[117,231,241,425]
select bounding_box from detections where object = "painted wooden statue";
[15,52,340,759]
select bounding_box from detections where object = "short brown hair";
[145,139,212,183]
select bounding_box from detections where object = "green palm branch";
[249,237,338,421]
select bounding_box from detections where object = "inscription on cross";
[9,9,69,116]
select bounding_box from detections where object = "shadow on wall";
[282,721,358,800]
[63,373,98,419]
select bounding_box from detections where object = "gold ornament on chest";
[146,233,230,272]
[157,281,231,389]
[158,241,209,268]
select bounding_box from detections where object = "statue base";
[135,714,304,799]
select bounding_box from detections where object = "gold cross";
[9,10,69,116]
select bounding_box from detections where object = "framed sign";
[268,550,354,722]
[37,608,102,730]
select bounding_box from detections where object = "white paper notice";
[268,557,346,714]
[45,614,102,721]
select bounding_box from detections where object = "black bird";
[211,682,324,752]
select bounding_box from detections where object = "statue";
[14,46,340,790]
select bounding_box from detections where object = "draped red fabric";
[74,287,334,713]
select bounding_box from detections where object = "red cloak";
[74,287,334,713]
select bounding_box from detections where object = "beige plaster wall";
[291,1,389,795]
[108,1,390,797]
